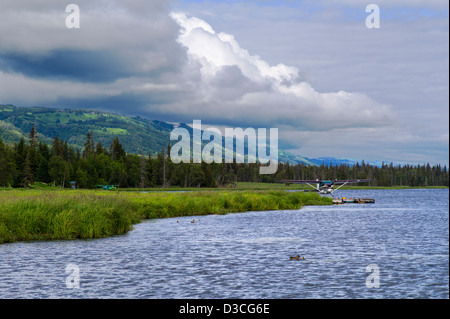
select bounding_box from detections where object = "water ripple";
[0,189,448,299]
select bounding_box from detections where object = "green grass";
[2,182,447,193]
[1,183,445,244]
[0,191,138,243]
[119,182,311,192]
[106,127,128,135]
[118,182,448,193]
[0,189,331,244]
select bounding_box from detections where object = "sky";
[0,0,448,166]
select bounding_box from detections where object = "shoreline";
[1,183,447,193]
[0,189,332,244]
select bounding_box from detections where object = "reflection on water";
[0,189,448,299]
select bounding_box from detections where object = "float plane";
[278,179,372,195]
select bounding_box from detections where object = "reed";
[0,189,331,244]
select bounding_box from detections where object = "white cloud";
[171,11,298,84]
[166,12,394,130]
[1,0,446,164]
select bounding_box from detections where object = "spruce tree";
[23,150,33,187]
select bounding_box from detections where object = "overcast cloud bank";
[0,0,447,165]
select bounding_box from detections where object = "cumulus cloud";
[171,12,299,84]
[0,1,396,152]
[159,12,394,130]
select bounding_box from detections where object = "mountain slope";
[0,105,313,164]
[0,104,172,156]
[307,157,385,167]
[0,104,381,166]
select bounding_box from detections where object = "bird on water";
[289,255,305,260]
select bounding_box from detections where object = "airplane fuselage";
[319,186,334,194]
[318,181,333,194]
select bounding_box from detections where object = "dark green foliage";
[0,104,171,157]
[0,139,14,187]
[0,191,137,243]
[0,120,448,189]
[0,130,448,189]
[110,136,126,162]
[0,105,319,165]
[270,161,449,188]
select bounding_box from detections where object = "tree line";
[0,127,448,188]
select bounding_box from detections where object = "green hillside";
[0,104,173,156]
[0,104,313,164]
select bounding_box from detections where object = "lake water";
[0,189,448,299]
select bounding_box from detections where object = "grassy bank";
[2,182,446,193]
[0,189,332,244]
[116,182,449,192]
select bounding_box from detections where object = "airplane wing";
[278,180,321,184]
[278,179,371,184]
[332,179,372,184]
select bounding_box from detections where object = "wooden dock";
[332,197,375,204]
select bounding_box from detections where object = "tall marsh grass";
[0,189,332,244]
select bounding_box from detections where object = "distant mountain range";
[306,157,385,167]
[0,104,383,166]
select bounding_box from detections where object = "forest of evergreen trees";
[0,127,448,188]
